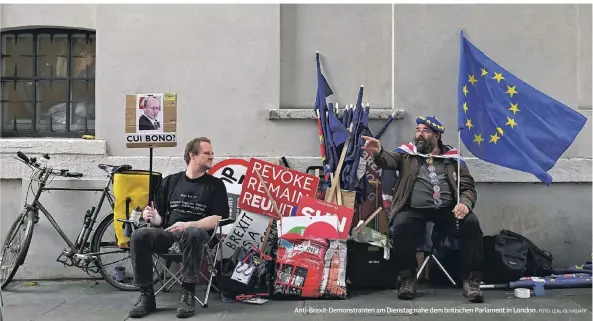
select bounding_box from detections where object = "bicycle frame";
[25,169,120,268]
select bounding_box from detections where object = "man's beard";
[414,137,436,154]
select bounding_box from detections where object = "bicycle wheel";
[91,213,165,291]
[90,213,138,291]
[0,210,35,290]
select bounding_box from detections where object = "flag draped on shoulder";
[395,142,465,164]
[457,31,587,186]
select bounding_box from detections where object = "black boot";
[176,283,196,318]
[462,271,484,303]
[129,287,156,318]
[397,272,417,300]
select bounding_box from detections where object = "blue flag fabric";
[457,31,587,186]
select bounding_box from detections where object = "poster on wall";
[125,93,177,148]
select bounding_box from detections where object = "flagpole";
[457,130,461,230]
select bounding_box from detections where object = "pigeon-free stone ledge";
[267,108,405,120]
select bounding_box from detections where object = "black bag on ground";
[499,229,553,277]
[346,240,398,290]
[482,231,528,284]
[218,246,274,300]
[482,230,553,284]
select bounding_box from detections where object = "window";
[1,28,95,137]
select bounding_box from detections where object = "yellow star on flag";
[497,127,504,136]
[465,118,473,130]
[492,72,505,83]
[468,74,478,85]
[463,85,469,96]
[508,103,520,115]
[463,102,469,113]
[480,68,488,77]
[489,132,501,144]
[506,117,518,129]
[505,85,518,98]
[473,133,484,145]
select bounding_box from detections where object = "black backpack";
[482,230,553,284]
[501,229,554,277]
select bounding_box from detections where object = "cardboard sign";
[125,93,177,148]
[295,196,354,240]
[220,210,274,259]
[278,216,339,240]
[208,158,249,220]
[238,158,319,218]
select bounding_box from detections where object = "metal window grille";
[1,28,96,137]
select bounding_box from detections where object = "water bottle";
[129,206,142,226]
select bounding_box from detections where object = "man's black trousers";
[388,206,484,280]
[130,226,210,287]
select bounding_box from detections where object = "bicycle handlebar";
[16,151,83,179]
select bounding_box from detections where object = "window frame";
[0,27,96,138]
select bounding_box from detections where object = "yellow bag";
[113,170,162,249]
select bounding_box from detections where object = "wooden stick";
[326,134,351,203]
[351,207,382,237]
[336,181,343,206]
[254,168,283,220]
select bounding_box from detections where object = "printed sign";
[220,210,274,259]
[238,158,319,218]
[125,93,177,148]
[278,216,339,240]
[208,158,249,220]
[295,196,354,240]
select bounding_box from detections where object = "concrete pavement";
[1,279,591,321]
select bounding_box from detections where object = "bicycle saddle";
[98,164,132,174]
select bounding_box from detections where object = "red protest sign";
[295,196,354,240]
[238,158,320,218]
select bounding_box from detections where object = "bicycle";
[0,151,156,291]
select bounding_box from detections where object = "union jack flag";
[394,142,465,164]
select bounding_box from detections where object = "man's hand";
[142,206,156,222]
[165,222,187,233]
[361,135,382,155]
[453,203,470,219]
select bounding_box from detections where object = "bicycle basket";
[113,170,162,249]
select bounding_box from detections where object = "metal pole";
[148,145,153,206]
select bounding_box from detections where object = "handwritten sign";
[238,158,319,218]
[220,210,274,259]
[295,196,354,240]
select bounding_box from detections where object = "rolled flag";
[374,109,397,140]
[481,273,593,289]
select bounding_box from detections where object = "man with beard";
[128,137,229,318]
[361,116,484,303]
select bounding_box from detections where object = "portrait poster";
[125,93,177,148]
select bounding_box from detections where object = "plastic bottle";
[129,206,142,225]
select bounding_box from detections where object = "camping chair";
[416,223,459,287]
[119,218,235,308]
[151,218,235,308]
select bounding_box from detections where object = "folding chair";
[416,223,459,287]
[151,218,234,308]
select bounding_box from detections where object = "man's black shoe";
[397,277,417,300]
[463,279,485,303]
[462,272,485,303]
[176,287,196,318]
[129,287,156,318]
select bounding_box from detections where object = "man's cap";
[416,115,445,133]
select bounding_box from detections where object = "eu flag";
[457,31,587,186]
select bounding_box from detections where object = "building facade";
[0,4,591,279]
